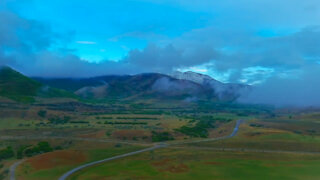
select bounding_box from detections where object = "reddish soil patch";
[209,122,234,138]
[204,161,223,165]
[265,163,303,167]
[112,130,150,139]
[79,130,106,138]
[151,159,189,173]
[243,132,265,137]
[242,127,287,138]
[163,164,189,173]
[152,159,173,166]
[26,150,86,170]
[160,123,169,129]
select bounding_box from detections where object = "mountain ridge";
[0,66,250,102]
[170,71,251,100]
[35,71,249,101]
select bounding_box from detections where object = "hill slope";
[0,66,42,102]
[0,67,76,102]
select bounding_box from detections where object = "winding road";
[57,120,243,180]
[8,119,320,180]
[171,119,243,145]
[58,144,167,180]
[9,160,24,180]
[8,120,243,180]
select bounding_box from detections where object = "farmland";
[69,148,320,180]
[0,99,319,180]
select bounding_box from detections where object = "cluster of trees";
[0,142,60,161]
[151,131,174,142]
[69,121,89,124]
[25,142,53,157]
[175,115,233,138]
[104,121,147,125]
[0,147,14,161]
[249,123,264,128]
[197,115,232,123]
[48,116,71,124]
[37,110,47,118]
[96,116,113,119]
[96,116,158,120]
[116,117,158,120]
[176,119,216,138]
[17,145,31,159]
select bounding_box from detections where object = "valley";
[0,67,319,180]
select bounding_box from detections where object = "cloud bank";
[1,0,320,107]
[238,66,320,107]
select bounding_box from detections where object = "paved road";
[57,120,244,180]
[171,119,243,145]
[9,160,24,180]
[8,119,320,180]
[8,120,243,180]
[5,137,151,180]
[58,144,167,180]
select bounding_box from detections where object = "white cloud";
[76,41,96,44]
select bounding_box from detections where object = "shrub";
[25,142,53,157]
[37,110,47,118]
[48,116,70,124]
[17,145,31,159]
[0,147,14,161]
[176,119,216,138]
[152,131,174,142]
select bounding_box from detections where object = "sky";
[1,0,320,106]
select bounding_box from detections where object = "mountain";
[36,73,212,101]
[170,71,251,100]
[171,71,222,85]
[1,67,250,102]
[35,71,251,101]
[0,66,75,102]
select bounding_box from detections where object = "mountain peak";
[171,71,220,85]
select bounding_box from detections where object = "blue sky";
[1,0,320,87]
[7,0,211,61]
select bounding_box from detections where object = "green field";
[16,141,144,180]
[1,97,320,180]
[69,148,320,180]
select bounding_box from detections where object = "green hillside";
[0,66,76,102]
[0,66,42,102]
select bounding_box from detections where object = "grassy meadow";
[0,99,320,180]
[69,148,320,180]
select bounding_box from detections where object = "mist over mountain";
[32,70,251,102]
[238,65,320,107]
[2,65,320,108]
[171,71,251,100]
